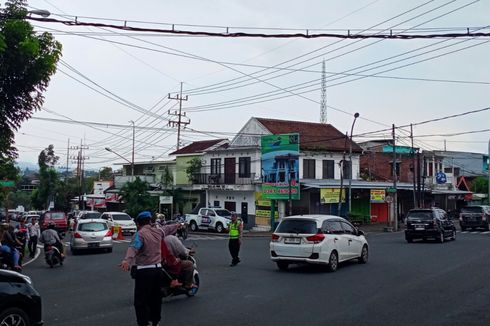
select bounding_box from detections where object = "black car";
[459,205,490,231]
[405,208,456,243]
[0,270,43,326]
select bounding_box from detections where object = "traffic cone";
[111,226,118,240]
[116,226,124,240]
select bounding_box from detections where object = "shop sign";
[320,188,345,204]
[370,189,386,203]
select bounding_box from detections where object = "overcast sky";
[9,0,490,170]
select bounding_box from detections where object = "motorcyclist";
[0,226,22,271]
[40,222,65,258]
[161,234,196,289]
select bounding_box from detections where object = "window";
[303,159,316,179]
[277,219,317,234]
[213,201,220,207]
[322,160,334,179]
[211,158,221,175]
[112,214,132,221]
[239,157,251,177]
[342,160,351,179]
[324,220,343,234]
[341,221,356,234]
[79,222,107,232]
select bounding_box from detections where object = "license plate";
[88,243,100,248]
[284,237,301,244]
[415,227,425,231]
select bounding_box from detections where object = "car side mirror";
[357,229,365,236]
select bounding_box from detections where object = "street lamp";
[27,9,51,17]
[105,147,134,178]
[129,120,135,179]
[348,112,360,216]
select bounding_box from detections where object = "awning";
[301,179,415,190]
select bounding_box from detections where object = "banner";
[320,188,345,204]
[261,133,300,200]
[370,189,386,203]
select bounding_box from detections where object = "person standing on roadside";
[119,211,180,326]
[227,213,243,267]
[27,218,41,258]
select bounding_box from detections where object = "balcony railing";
[191,173,257,185]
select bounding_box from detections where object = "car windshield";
[276,219,318,234]
[407,211,433,221]
[215,210,231,217]
[79,222,107,232]
[81,212,101,219]
[48,213,65,219]
[461,207,483,213]
[112,214,132,221]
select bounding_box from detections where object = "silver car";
[70,219,113,255]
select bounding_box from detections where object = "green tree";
[98,167,113,181]
[9,190,31,210]
[120,177,158,219]
[186,157,202,182]
[0,0,62,160]
[0,157,20,212]
[472,176,489,195]
[54,177,79,212]
[32,145,59,209]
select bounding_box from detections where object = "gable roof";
[255,117,362,153]
[169,139,229,155]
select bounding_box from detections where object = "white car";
[270,215,369,272]
[100,212,137,235]
[70,219,113,254]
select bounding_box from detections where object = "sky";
[7,0,490,170]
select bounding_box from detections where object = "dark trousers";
[134,267,164,326]
[228,238,241,265]
[28,236,38,257]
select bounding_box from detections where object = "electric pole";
[70,140,89,210]
[320,59,327,124]
[168,82,190,151]
[410,124,417,208]
[392,124,398,231]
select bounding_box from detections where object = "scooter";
[45,245,63,268]
[161,254,199,298]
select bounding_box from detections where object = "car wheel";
[0,307,29,326]
[406,237,413,243]
[215,223,224,233]
[358,245,368,264]
[438,231,444,243]
[71,248,78,256]
[276,261,289,271]
[107,248,113,253]
[485,223,490,231]
[327,251,338,272]
[461,226,466,231]
[451,229,456,241]
[189,221,198,232]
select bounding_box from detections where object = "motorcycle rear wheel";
[186,273,200,297]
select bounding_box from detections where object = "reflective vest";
[229,220,241,239]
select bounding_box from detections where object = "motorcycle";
[161,254,199,298]
[45,245,63,268]
[160,218,188,241]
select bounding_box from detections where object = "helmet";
[47,221,56,229]
[136,211,152,221]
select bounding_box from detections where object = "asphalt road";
[23,230,490,326]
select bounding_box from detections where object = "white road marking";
[481,231,490,234]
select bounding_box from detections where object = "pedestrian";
[227,213,243,267]
[27,218,41,258]
[119,211,180,326]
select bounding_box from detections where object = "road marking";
[481,231,490,234]
[461,231,469,234]
[113,239,131,243]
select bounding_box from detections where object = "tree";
[0,157,20,212]
[32,145,59,209]
[120,177,158,219]
[98,167,113,181]
[0,0,62,160]
[186,158,202,182]
[472,176,489,195]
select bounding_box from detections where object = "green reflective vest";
[229,220,241,239]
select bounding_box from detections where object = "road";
[23,230,490,326]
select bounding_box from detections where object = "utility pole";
[348,113,360,216]
[129,120,135,179]
[168,82,190,151]
[488,139,490,205]
[337,132,348,215]
[410,124,417,208]
[66,138,70,182]
[70,140,89,210]
[392,124,398,231]
[320,59,327,123]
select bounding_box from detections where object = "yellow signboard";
[320,188,345,204]
[370,189,386,203]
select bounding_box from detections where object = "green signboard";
[0,180,15,188]
[261,133,300,200]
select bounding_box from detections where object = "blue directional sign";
[436,171,447,184]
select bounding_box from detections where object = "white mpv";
[270,215,369,272]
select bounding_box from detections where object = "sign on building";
[320,188,345,204]
[261,133,300,200]
[370,189,386,203]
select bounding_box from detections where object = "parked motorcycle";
[45,245,63,268]
[161,254,199,298]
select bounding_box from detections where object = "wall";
[300,152,360,180]
[175,155,200,185]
